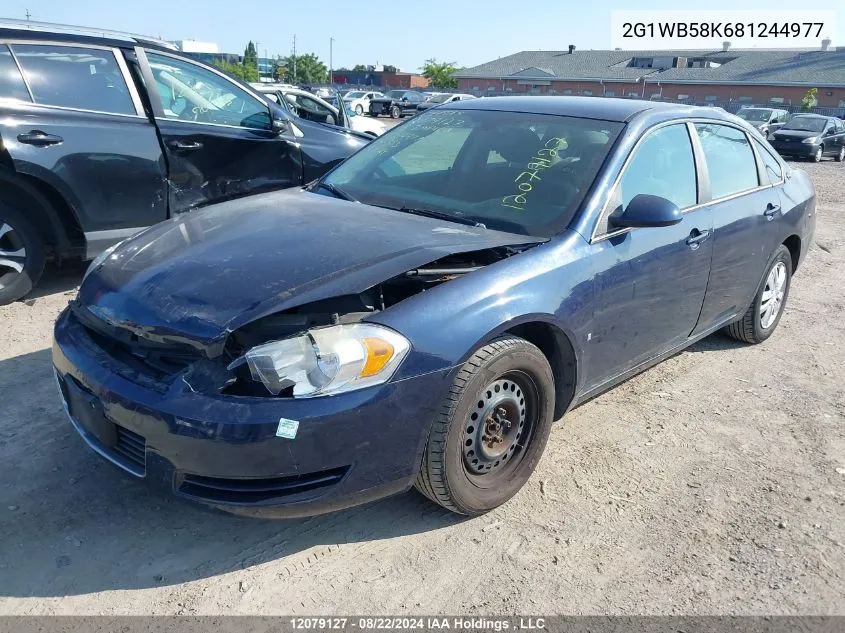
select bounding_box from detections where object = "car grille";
[113,425,147,470]
[178,466,350,504]
[71,305,203,386]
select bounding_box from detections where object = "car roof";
[0,18,178,51]
[445,96,725,123]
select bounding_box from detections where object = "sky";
[4,0,844,72]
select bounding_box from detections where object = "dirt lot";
[0,161,843,616]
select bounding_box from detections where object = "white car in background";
[415,93,476,113]
[343,90,385,115]
[253,84,387,138]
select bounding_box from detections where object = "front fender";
[369,230,595,392]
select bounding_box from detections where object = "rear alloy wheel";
[415,336,555,515]
[724,245,792,344]
[814,146,823,162]
[390,105,402,119]
[0,203,45,306]
[355,104,364,115]
[836,146,845,162]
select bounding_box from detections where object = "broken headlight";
[228,323,410,397]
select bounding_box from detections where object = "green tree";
[243,41,258,73]
[279,53,328,84]
[352,64,367,71]
[801,87,818,111]
[213,59,258,83]
[421,58,459,89]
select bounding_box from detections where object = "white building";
[171,39,219,54]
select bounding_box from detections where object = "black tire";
[390,105,401,119]
[836,145,845,162]
[724,245,792,344]
[355,104,363,115]
[0,201,45,306]
[415,336,555,515]
[813,146,823,162]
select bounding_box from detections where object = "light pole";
[329,37,334,86]
[254,40,261,79]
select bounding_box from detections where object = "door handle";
[685,229,711,249]
[167,140,204,151]
[17,131,63,146]
[764,203,781,219]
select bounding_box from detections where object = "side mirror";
[609,194,683,229]
[272,116,291,135]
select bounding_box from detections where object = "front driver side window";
[596,124,697,236]
[620,125,697,210]
[145,51,270,130]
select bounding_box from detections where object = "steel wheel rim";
[462,371,538,481]
[0,222,27,290]
[760,261,787,329]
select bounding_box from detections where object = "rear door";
[138,48,301,213]
[1,42,166,255]
[691,123,783,334]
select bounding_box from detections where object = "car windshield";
[737,109,771,122]
[783,117,826,132]
[345,91,366,99]
[427,94,452,103]
[386,90,406,98]
[321,108,623,237]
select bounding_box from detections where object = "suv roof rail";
[0,18,179,50]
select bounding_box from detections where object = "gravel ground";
[0,160,843,615]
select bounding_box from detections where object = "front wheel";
[415,337,555,515]
[813,146,823,162]
[390,105,401,119]
[836,145,845,162]
[355,104,363,115]
[724,245,792,344]
[0,202,45,306]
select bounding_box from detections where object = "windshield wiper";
[314,181,356,202]
[388,205,486,229]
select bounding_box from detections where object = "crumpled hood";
[78,188,534,349]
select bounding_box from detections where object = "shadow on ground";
[25,262,87,301]
[0,348,463,598]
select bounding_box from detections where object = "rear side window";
[0,46,31,101]
[753,139,783,185]
[11,44,135,115]
[618,124,698,211]
[694,123,758,199]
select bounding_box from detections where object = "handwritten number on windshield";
[502,137,566,211]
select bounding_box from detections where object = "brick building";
[331,69,429,89]
[455,43,845,109]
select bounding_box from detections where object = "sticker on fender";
[276,418,300,439]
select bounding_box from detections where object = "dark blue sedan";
[52,97,816,517]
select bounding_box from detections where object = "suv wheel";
[0,202,45,305]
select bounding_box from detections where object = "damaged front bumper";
[52,307,450,516]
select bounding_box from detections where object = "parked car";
[416,93,476,113]
[343,90,385,115]
[0,21,369,305]
[736,107,789,136]
[254,85,387,138]
[768,114,845,162]
[54,96,815,517]
[369,90,425,118]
